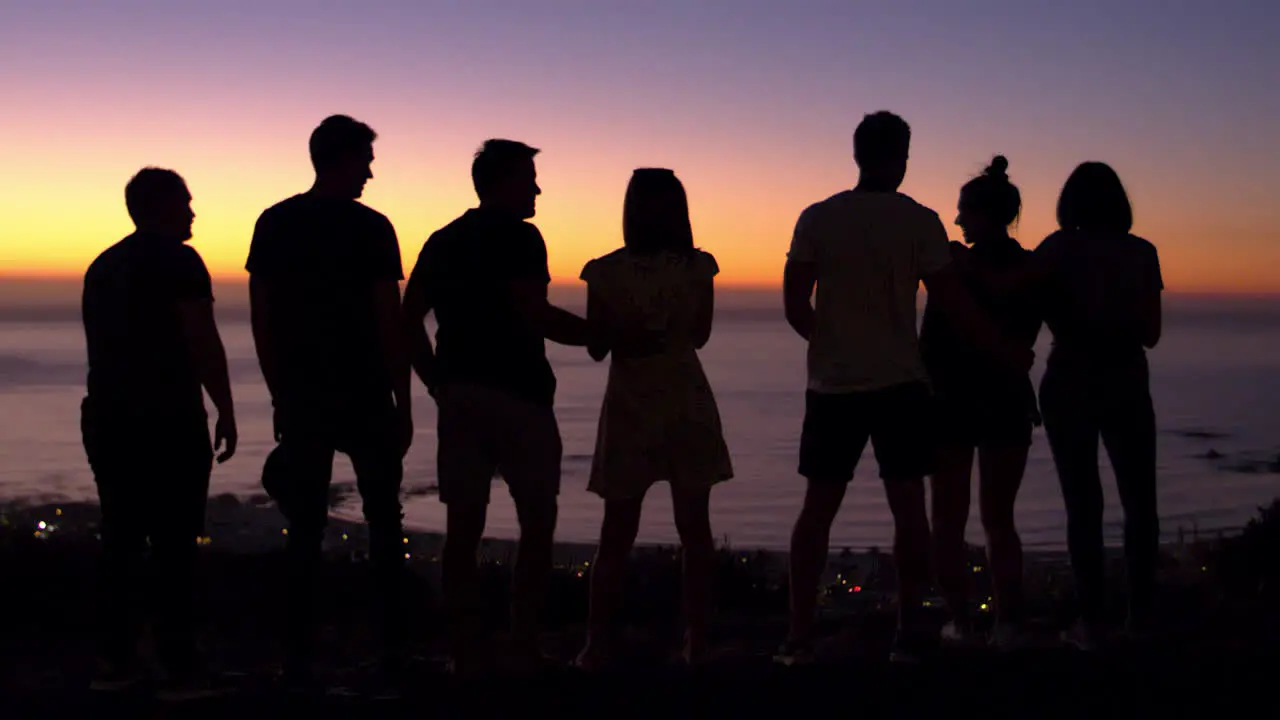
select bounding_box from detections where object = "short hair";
[309,115,377,171]
[124,167,188,224]
[960,155,1022,228]
[471,139,540,199]
[853,111,911,168]
[1056,161,1133,233]
[623,168,695,256]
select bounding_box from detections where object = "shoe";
[1060,620,1104,652]
[772,639,815,667]
[156,668,226,703]
[939,620,980,648]
[89,659,144,693]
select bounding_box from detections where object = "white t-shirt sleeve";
[916,211,952,277]
[786,206,818,263]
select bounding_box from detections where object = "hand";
[394,407,414,458]
[214,412,238,464]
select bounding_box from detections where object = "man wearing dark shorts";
[247,115,413,691]
[403,139,614,674]
[82,168,237,700]
[778,112,1030,664]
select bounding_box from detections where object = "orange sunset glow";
[2,2,1277,294]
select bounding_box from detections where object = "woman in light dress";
[574,168,733,669]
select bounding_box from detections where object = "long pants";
[266,404,406,666]
[1040,357,1159,624]
[82,399,212,672]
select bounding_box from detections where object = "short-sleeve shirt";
[83,233,214,422]
[404,208,555,407]
[787,190,952,393]
[1034,229,1163,366]
[245,193,404,408]
[579,248,718,349]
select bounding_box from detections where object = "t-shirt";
[245,193,403,410]
[404,208,555,406]
[579,248,719,349]
[786,190,953,393]
[1035,229,1163,367]
[920,238,1042,389]
[83,233,213,423]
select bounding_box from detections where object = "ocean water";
[1,282,1277,551]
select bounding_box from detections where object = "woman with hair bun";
[920,155,1042,650]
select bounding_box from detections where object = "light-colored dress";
[580,248,734,501]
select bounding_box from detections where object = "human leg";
[578,496,643,668]
[671,485,715,661]
[274,437,336,676]
[930,442,975,633]
[977,442,1029,629]
[1100,382,1159,628]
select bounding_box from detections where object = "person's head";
[472,139,541,219]
[125,167,194,241]
[1057,161,1133,234]
[623,168,695,256]
[309,115,377,199]
[956,155,1022,244]
[853,111,911,189]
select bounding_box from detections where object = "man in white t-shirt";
[776,112,1031,665]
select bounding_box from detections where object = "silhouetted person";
[1035,162,1163,649]
[246,115,412,691]
[81,167,236,700]
[777,112,1030,665]
[920,156,1041,650]
[574,169,733,671]
[403,140,644,675]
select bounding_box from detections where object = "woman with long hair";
[574,168,733,669]
[1036,162,1163,650]
[921,156,1041,650]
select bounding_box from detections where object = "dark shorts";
[436,382,562,508]
[798,381,935,483]
[933,382,1034,448]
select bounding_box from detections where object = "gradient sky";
[2,0,1278,292]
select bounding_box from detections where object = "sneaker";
[89,659,144,693]
[156,668,226,703]
[772,639,815,667]
[1060,620,1103,652]
[990,623,1030,651]
[939,620,980,648]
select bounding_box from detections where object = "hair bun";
[985,155,1009,178]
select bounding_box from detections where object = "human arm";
[401,245,438,396]
[1139,242,1163,349]
[783,208,818,341]
[690,251,718,349]
[175,248,236,462]
[585,284,610,361]
[370,219,412,455]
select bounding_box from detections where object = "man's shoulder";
[84,240,126,283]
[349,200,393,229]
[259,194,307,220]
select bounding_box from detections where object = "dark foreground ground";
[2,500,1278,719]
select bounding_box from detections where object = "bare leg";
[511,495,558,661]
[672,486,715,662]
[883,477,931,636]
[931,444,975,625]
[579,496,643,667]
[787,480,847,644]
[978,443,1028,626]
[442,501,487,672]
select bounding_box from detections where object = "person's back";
[247,192,402,417]
[1037,228,1162,371]
[798,190,952,391]
[413,207,554,406]
[84,235,209,426]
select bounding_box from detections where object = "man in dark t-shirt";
[81,167,236,699]
[403,139,597,673]
[246,115,412,688]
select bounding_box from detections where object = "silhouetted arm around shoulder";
[783,260,817,341]
[922,266,1032,373]
[401,262,438,396]
[180,298,237,462]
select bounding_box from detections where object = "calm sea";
[1,281,1277,551]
